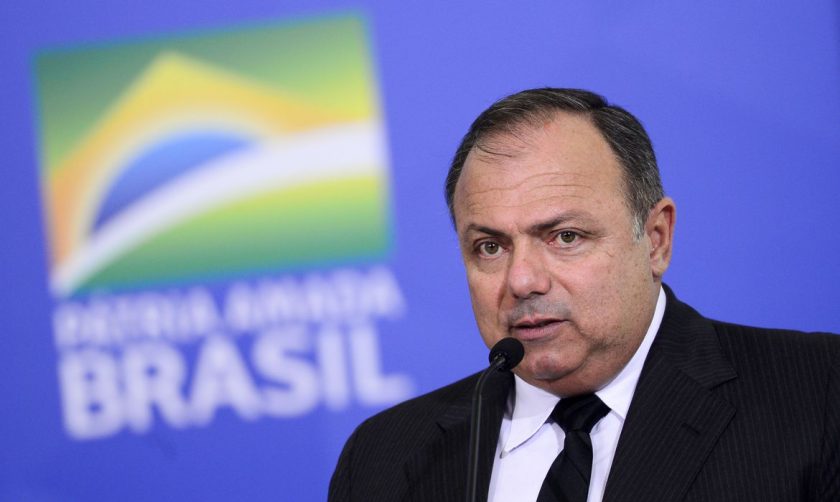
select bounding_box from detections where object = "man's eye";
[556,231,578,245]
[478,241,502,257]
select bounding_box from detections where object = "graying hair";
[444,88,664,239]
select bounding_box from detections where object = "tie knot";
[550,393,610,433]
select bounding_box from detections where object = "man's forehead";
[457,169,596,215]
[462,113,617,179]
[452,113,627,231]
[461,164,596,191]
[456,137,620,202]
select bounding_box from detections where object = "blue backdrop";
[1,2,838,501]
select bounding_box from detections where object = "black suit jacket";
[329,287,840,501]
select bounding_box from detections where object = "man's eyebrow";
[462,224,506,238]
[526,213,593,234]
[461,212,595,238]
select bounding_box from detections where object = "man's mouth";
[510,317,565,340]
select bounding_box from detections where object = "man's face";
[453,112,672,397]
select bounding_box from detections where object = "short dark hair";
[444,88,664,238]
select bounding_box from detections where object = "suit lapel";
[405,370,513,502]
[603,286,738,502]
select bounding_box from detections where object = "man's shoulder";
[334,371,483,479]
[658,287,840,395]
[711,318,840,355]
[708,318,840,380]
[664,286,840,370]
[355,371,481,434]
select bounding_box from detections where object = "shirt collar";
[502,286,667,454]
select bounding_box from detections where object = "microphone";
[488,337,525,371]
[466,338,525,502]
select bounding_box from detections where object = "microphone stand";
[466,354,508,502]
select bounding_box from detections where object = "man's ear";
[645,197,676,280]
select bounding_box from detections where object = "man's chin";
[515,361,575,387]
[514,354,603,396]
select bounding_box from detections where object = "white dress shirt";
[487,287,666,502]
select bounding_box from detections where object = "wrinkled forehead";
[454,114,629,221]
[452,115,632,232]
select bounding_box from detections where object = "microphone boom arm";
[466,338,524,502]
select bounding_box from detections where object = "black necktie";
[536,394,610,502]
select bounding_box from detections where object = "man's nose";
[506,245,550,299]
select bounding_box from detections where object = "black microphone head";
[488,337,525,371]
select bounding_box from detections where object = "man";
[329,88,840,501]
